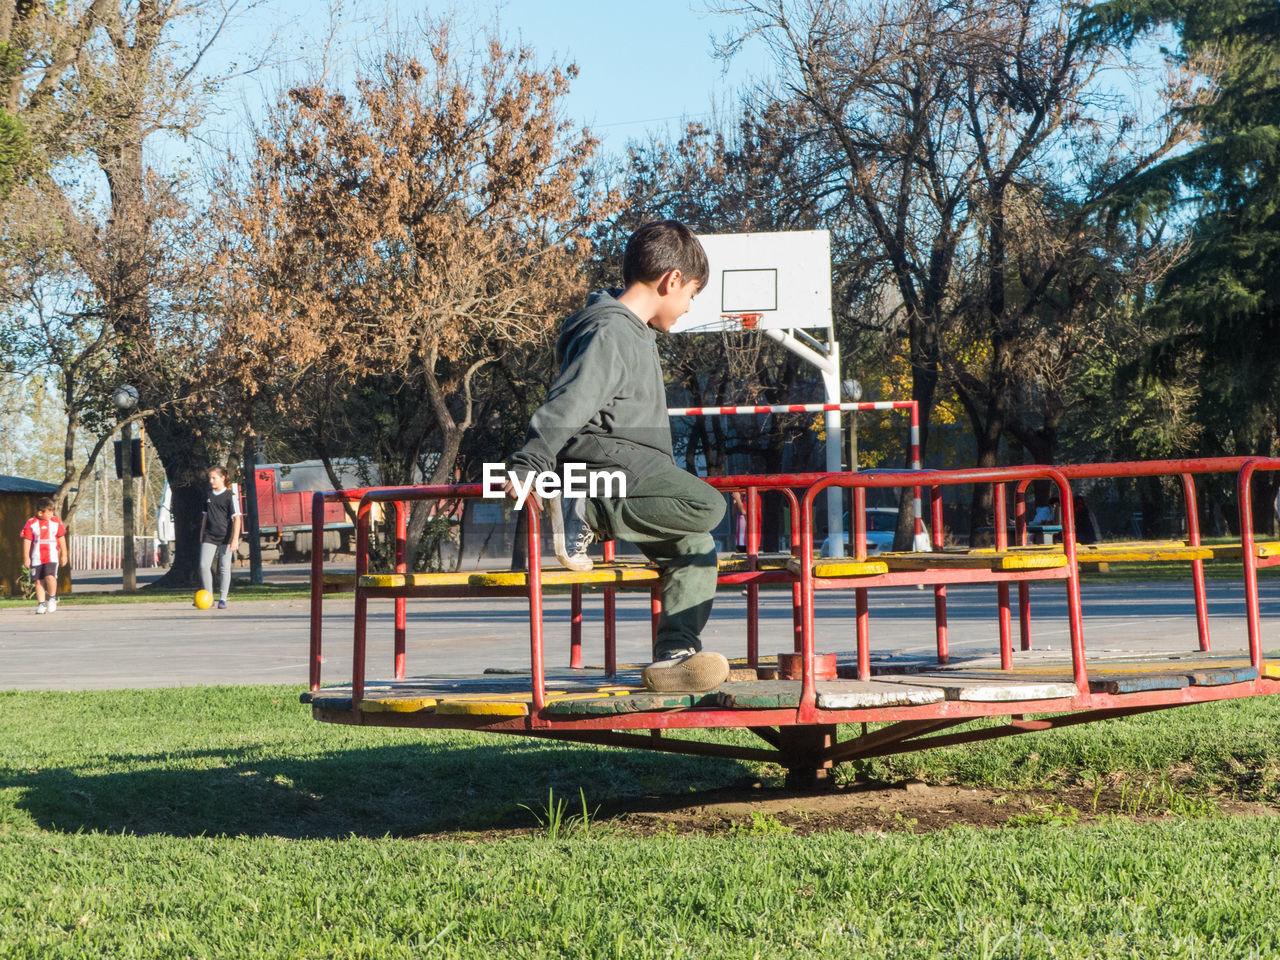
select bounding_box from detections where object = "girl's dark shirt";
[203,489,240,544]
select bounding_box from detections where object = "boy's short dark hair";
[622,220,709,289]
[208,465,228,479]
[35,497,54,512]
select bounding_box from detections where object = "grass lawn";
[3,686,1280,957]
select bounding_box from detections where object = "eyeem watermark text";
[483,462,626,510]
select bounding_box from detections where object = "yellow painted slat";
[1262,662,1280,680]
[436,698,530,716]
[1077,546,1213,562]
[880,553,1066,571]
[1209,542,1280,560]
[805,559,891,578]
[359,572,474,588]
[434,689,630,716]
[995,554,1069,570]
[1076,539,1186,552]
[470,565,661,587]
[359,696,438,713]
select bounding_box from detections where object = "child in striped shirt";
[21,497,68,614]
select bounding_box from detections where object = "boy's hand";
[501,477,543,513]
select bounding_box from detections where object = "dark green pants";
[586,463,725,659]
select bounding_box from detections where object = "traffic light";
[113,438,145,478]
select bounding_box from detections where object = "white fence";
[70,535,161,571]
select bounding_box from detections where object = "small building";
[0,475,72,598]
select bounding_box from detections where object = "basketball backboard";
[670,229,832,333]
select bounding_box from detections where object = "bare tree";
[720,0,1195,537]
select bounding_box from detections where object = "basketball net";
[719,313,766,386]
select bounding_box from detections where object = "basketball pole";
[756,326,845,557]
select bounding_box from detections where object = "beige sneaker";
[641,650,730,692]
[47,598,58,613]
[551,496,594,572]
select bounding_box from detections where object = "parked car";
[820,507,927,557]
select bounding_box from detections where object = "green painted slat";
[713,680,803,709]
[542,693,696,716]
[1186,665,1259,686]
[1087,673,1189,694]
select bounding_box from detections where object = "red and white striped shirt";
[22,516,66,565]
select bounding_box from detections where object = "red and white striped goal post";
[667,400,929,550]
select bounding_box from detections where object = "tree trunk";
[405,423,465,570]
[145,410,212,588]
[966,395,1006,547]
[896,309,940,550]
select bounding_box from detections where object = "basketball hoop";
[713,313,768,392]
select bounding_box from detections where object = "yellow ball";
[193,589,214,610]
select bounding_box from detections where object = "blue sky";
[198,0,772,159]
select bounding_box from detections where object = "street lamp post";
[113,384,139,592]
[842,378,862,472]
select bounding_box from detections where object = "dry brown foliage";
[211,24,619,562]
[215,29,615,482]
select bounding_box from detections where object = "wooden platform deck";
[305,653,1278,723]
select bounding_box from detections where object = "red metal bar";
[746,487,761,667]
[1012,462,1231,658]
[1238,460,1266,669]
[853,486,870,680]
[309,492,325,691]
[855,587,870,682]
[853,486,867,561]
[798,481,818,722]
[394,501,407,679]
[706,479,804,657]
[811,566,1070,589]
[1181,473,1211,652]
[569,584,583,670]
[1048,457,1259,480]
[994,482,1012,670]
[352,502,372,705]
[800,465,1085,704]
[930,484,948,664]
[603,538,617,677]
[1014,482,1032,651]
[1056,477,1087,693]
[527,503,546,716]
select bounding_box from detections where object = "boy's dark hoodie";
[508,289,674,488]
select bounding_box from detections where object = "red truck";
[244,460,375,561]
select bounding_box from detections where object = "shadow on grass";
[6,737,761,839]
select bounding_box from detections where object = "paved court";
[3,578,1278,690]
